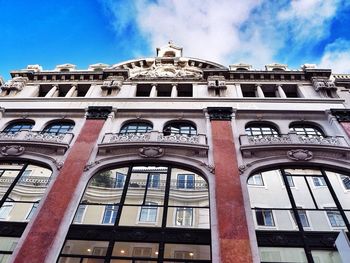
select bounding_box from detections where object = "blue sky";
[1,0,350,80]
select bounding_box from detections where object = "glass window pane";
[119,205,163,227]
[0,237,18,251]
[166,207,209,228]
[164,244,210,260]
[311,250,341,263]
[259,247,307,263]
[62,240,109,256]
[112,242,159,258]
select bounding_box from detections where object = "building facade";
[0,43,349,263]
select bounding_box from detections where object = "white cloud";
[278,0,339,41]
[319,39,350,73]
[100,0,343,69]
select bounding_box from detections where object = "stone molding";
[207,107,233,121]
[331,109,350,122]
[86,106,112,120]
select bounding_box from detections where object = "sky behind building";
[1,0,350,80]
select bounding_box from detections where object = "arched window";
[42,120,74,135]
[289,123,324,138]
[120,121,153,134]
[163,121,197,136]
[247,167,349,262]
[2,120,34,134]
[0,161,52,258]
[58,165,211,262]
[245,122,279,137]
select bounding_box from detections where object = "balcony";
[0,131,74,154]
[0,175,51,187]
[239,132,350,158]
[98,131,208,157]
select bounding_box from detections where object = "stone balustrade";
[102,131,207,145]
[0,131,74,145]
[240,133,348,147]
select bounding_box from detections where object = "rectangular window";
[241,84,256,97]
[291,209,310,228]
[326,210,345,227]
[148,174,160,188]
[177,84,193,97]
[312,177,326,187]
[139,203,157,223]
[73,204,86,224]
[102,204,118,224]
[115,173,126,188]
[248,174,264,186]
[26,203,39,220]
[157,84,172,97]
[177,174,195,189]
[341,175,350,190]
[136,84,152,97]
[175,208,193,227]
[132,247,152,257]
[256,209,275,226]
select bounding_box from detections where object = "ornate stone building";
[0,43,349,263]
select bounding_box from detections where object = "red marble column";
[208,108,253,263]
[13,107,111,263]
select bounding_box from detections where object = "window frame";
[163,122,197,136]
[119,121,153,134]
[289,123,324,138]
[245,123,279,137]
[2,121,34,134]
[42,121,74,135]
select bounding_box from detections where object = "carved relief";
[248,135,292,144]
[84,161,101,171]
[311,77,336,91]
[0,132,19,140]
[101,76,124,90]
[25,132,66,143]
[200,162,215,174]
[130,62,203,79]
[287,149,313,161]
[53,159,64,170]
[207,75,226,89]
[157,134,199,144]
[297,136,339,145]
[139,147,164,158]
[0,77,28,91]
[109,133,151,143]
[0,145,25,156]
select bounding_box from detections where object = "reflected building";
[0,43,349,262]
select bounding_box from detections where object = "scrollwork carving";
[110,133,151,143]
[157,134,199,144]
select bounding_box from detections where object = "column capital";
[331,109,350,122]
[207,107,233,121]
[86,106,112,120]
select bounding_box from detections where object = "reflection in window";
[248,167,350,262]
[289,124,324,138]
[59,165,211,262]
[139,202,157,223]
[163,122,197,136]
[42,121,74,135]
[312,177,326,187]
[245,123,279,137]
[340,175,350,190]
[256,209,275,226]
[73,204,86,224]
[177,174,194,189]
[326,210,345,227]
[176,207,193,226]
[120,122,152,134]
[26,203,39,220]
[247,174,264,186]
[2,121,34,134]
[0,162,52,259]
